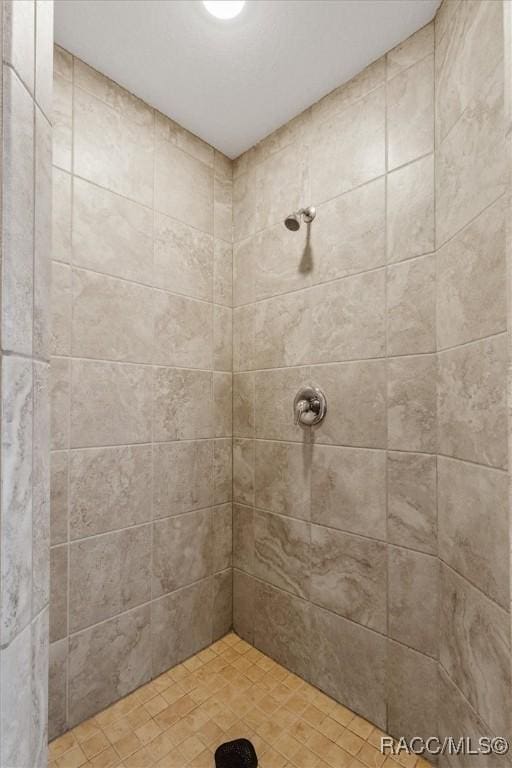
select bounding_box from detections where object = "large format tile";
[436,68,505,247]
[311,445,386,539]
[50,451,68,546]
[153,291,213,369]
[387,254,436,355]
[153,509,212,596]
[312,361,387,448]
[1,356,33,645]
[311,270,386,363]
[68,605,152,726]
[388,354,437,453]
[233,438,254,506]
[387,155,434,264]
[32,607,50,768]
[70,524,150,628]
[154,140,213,234]
[387,451,436,555]
[3,0,35,92]
[50,356,70,450]
[214,438,232,505]
[72,177,153,284]
[214,372,233,438]
[386,22,433,80]
[255,367,309,442]
[151,579,213,676]
[435,0,503,141]
[387,55,434,169]
[2,67,34,355]
[50,545,68,643]
[214,173,232,243]
[72,269,154,364]
[311,86,385,204]
[253,510,310,599]
[438,335,507,468]
[154,368,213,441]
[32,362,50,618]
[34,107,52,362]
[310,605,386,729]
[438,456,509,610]
[212,504,232,573]
[214,304,232,372]
[310,526,386,632]
[69,445,152,538]
[52,167,72,264]
[154,213,213,301]
[233,570,255,644]
[74,87,154,207]
[232,504,255,576]
[440,565,511,735]
[255,440,311,521]
[312,57,385,127]
[253,291,310,369]
[311,177,386,284]
[257,144,308,233]
[254,582,310,680]
[233,372,254,438]
[153,440,213,519]
[437,197,506,349]
[212,570,232,641]
[253,222,310,301]
[51,262,71,356]
[214,239,233,307]
[71,360,152,448]
[387,641,438,743]
[388,546,438,657]
[52,70,72,171]
[0,624,32,768]
[48,639,67,740]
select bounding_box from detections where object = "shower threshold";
[49,633,430,768]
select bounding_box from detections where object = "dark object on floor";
[214,738,258,768]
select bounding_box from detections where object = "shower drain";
[214,738,258,768]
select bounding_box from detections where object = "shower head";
[284,206,316,231]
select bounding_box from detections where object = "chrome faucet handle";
[293,386,327,427]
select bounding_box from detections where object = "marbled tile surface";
[49,633,433,768]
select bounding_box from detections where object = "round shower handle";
[293,385,327,427]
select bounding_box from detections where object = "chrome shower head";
[284,206,316,231]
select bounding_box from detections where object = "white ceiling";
[54,0,440,159]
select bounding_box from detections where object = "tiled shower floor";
[49,633,430,768]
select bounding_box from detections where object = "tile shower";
[0,0,505,765]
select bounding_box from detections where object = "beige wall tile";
[311,86,385,204]
[71,263,155,364]
[3,67,34,355]
[312,57,385,126]
[32,361,51,617]
[437,197,506,349]
[254,291,311,369]
[387,55,434,170]
[34,108,52,360]
[49,638,68,740]
[233,233,256,305]
[233,570,255,644]
[0,624,33,767]
[311,526,386,632]
[69,525,151,631]
[153,510,212,596]
[233,504,255,575]
[214,174,232,243]
[233,372,255,438]
[233,438,255,506]
[387,254,436,355]
[73,177,153,284]
[255,440,311,521]
[386,22,433,80]
[440,565,510,735]
[254,222,310,301]
[213,239,233,307]
[50,545,68,642]
[74,86,154,207]
[213,372,232,438]
[233,164,258,242]
[438,335,507,468]
[213,569,232,641]
[436,70,505,246]
[255,367,310,442]
[154,140,213,234]
[50,356,70,450]
[311,270,386,363]
[255,582,310,680]
[50,450,68,545]
[52,168,72,264]
[68,605,151,726]
[151,580,213,676]
[257,143,308,233]
[71,360,152,448]
[386,154,434,263]
[388,355,437,453]
[438,456,509,609]
[3,0,35,91]
[387,452,436,555]
[153,291,212,369]
[213,438,232,505]
[312,361,387,448]
[53,69,72,171]
[233,305,254,372]
[254,511,310,599]
[311,177,385,284]
[212,504,233,573]
[51,262,72,356]
[154,368,213,441]
[153,441,213,519]
[69,445,152,538]
[214,304,232,371]
[310,605,386,729]
[388,546,438,656]
[311,446,386,539]
[387,641,437,744]
[154,212,213,300]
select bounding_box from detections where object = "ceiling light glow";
[203,1,245,20]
